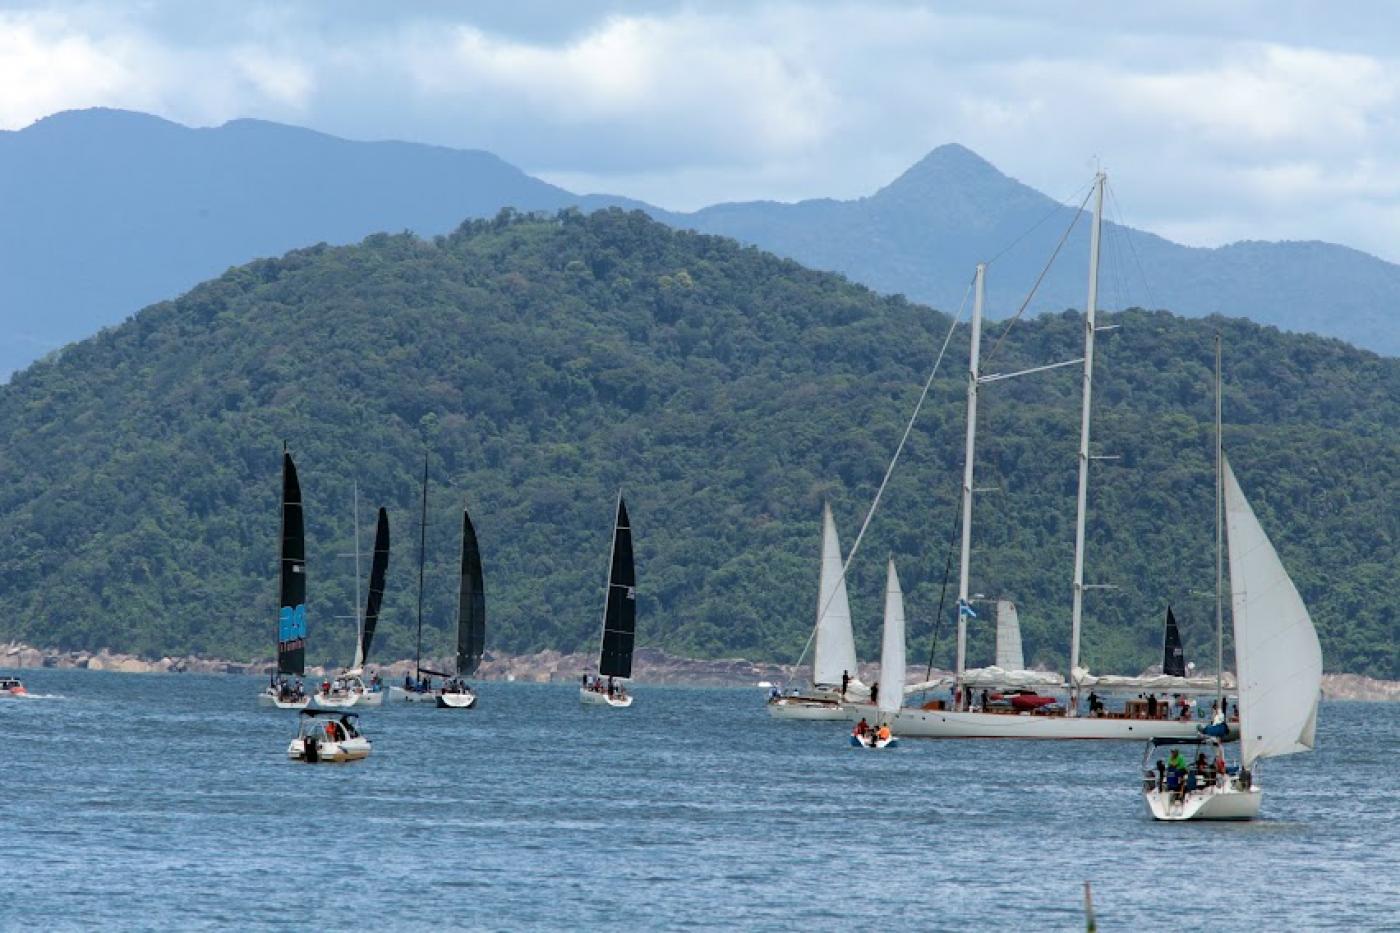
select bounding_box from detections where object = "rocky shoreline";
[4,640,1398,700]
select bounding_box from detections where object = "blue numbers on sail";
[279,603,307,645]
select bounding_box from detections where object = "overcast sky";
[4,1,1400,259]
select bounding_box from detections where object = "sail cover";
[354,507,390,669]
[277,453,307,676]
[812,503,859,689]
[878,560,906,717]
[598,497,636,678]
[995,600,1025,671]
[457,508,486,678]
[1162,605,1186,677]
[1223,456,1323,767]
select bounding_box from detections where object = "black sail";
[359,507,390,667]
[1162,605,1186,678]
[277,452,307,675]
[598,497,636,678]
[457,508,486,678]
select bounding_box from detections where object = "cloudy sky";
[4,0,1399,259]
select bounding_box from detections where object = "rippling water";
[2,670,1395,930]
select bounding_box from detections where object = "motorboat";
[288,709,371,763]
[579,493,638,709]
[1,676,28,698]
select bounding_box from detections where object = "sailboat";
[580,494,636,708]
[769,503,866,720]
[259,448,310,709]
[852,560,904,749]
[1141,455,1322,820]
[313,493,389,709]
[389,461,487,707]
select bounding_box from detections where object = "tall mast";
[415,453,428,678]
[1068,170,1105,717]
[276,440,288,680]
[1214,333,1224,711]
[353,482,363,655]
[955,263,985,705]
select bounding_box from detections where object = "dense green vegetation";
[0,209,1395,677]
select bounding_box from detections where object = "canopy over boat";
[1223,456,1322,769]
[277,452,307,676]
[812,502,858,690]
[878,560,906,717]
[298,708,361,720]
[598,496,636,679]
[352,507,390,671]
[456,507,486,678]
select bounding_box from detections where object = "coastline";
[4,640,1398,700]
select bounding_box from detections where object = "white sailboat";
[852,560,904,749]
[769,503,866,721]
[868,173,1202,740]
[1142,455,1322,820]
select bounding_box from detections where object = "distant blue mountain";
[2,109,1395,378]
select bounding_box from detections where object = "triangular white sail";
[878,560,906,717]
[812,502,858,688]
[1223,456,1322,767]
[994,599,1024,671]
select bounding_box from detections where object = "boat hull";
[258,692,310,709]
[437,692,477,709]
[854,705,1204,740]
[768,697,850,721]
[851,734,898,749]
[387,686,437,703]
[287,736,372,763]
[1144,785,1261,821]
[580,687,633,708]
[312,690,384,709]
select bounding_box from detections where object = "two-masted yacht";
[580,494,637,708]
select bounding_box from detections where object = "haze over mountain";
[3,108,1399,381]
[0,210,1395,677]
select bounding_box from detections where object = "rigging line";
[791,273,975,674]
[983,185,1095,365]
[1105,180,1158,312]
[986,179,1096,267]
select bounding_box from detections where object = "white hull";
[1144,785,1261,821]
[387,686,438,703]
[312,690,384,709]
[580,687,633,708]
[851,733,898,749]
[767,696,850,721]
[258,692,310,709]
[287,736,372,763]
[437,692,477,709]
[858,705,1204,740]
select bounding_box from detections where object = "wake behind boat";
[259,446,310,710]
[580,493,637,709]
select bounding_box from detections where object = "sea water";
[2,670,1396,931]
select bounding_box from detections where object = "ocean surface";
[2,670,1396,931]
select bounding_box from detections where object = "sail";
[598,496,636,678]
[277,453,307,676]
[354,507,390,670]
[812,503,859,689]
[1223,456,1323,767]
[994,600,1025,671]
[457,507,486,678]
[1162,605,1186,677]
[878,560,906,716]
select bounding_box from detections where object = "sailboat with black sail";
[314,492,389,708]
[581,494,636,708]
[433,507,486,708]
[260,447,310,709]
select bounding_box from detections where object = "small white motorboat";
[288,709,372,763]
[851,730,898,749]
[1,676,28,698]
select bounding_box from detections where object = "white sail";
[994,600,1025,671]
[1223,456,1322,767]
[878,560,906,717]
[812,503,858,688]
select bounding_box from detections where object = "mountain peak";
[874,143,1008,199]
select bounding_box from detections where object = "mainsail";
[353,507,390,670]
[994,600,1025,671]
[878,560,906,717]
[598,496,637,679]
[277,452,307,676]
[812,503,858,689]
[456,507,486,678]
[1223,456,1323,768]
[1162,605,1186,677]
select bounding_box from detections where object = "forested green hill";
[0,210,1394,677]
